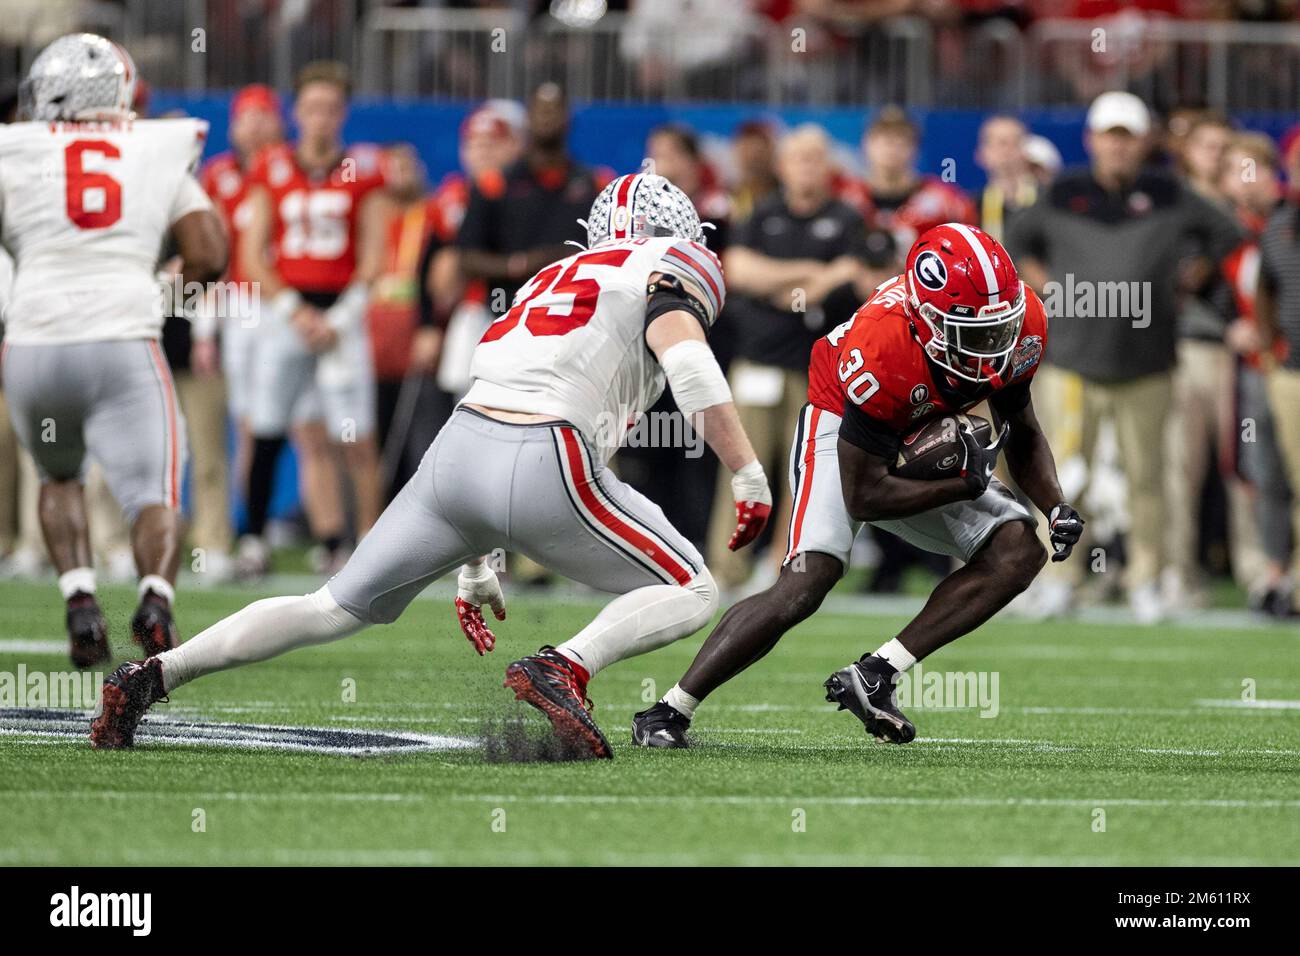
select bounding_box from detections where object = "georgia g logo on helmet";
[914,250,948,292]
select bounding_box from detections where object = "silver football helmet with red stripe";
[904,222,1026,385]
[585,160,706,248]
[20,33,138,122]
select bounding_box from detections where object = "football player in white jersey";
[0,35,227,666]
[93,166,773,759]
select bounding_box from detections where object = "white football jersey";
[0,118,212,344]
[462,235,725,463]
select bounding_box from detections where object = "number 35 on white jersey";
[462,235,725,464]
[0,118,213,344]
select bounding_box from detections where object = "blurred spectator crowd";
[2,52,1300,622]
[3,1,1298,110]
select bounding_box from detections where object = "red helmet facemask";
[904,223,1025,385]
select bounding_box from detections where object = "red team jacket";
[247,142,387,294]
[199,150,255,284]
[807,275,1049,439]
[837,175,980,248]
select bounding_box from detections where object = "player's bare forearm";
[645,309,758,473]
[460,245,569,283]
[352,191,392,287]
[1005,430,1064,516]
[838,438,972,522]
[429,247,463,312]
[172,209,228,286]
[999,398,1065,516]
[240,186,285,299]
[694,401,759,474]
[458,249,512,282]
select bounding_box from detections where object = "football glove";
[728,460,772,551]
[1048,503,1085,562]
[958,421,1010,497]
[454,560,506,655]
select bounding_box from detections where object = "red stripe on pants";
[559,429,691,585]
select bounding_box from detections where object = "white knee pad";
[683,568,720,634]
[311,586,368,638]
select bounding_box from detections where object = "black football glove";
[957,421,1010,497]
[1048,502,1085,562]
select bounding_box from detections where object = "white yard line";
[2,788,1297,811]
[0,639,68,655]
[1195,698,1300,710]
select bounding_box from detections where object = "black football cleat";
[824,658,916,744]
[90,658,167,749]
[131,589,179,658]
[66,592,110,669]
[632,702,691,749]
[503,647,612,759]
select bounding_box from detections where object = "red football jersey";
[248,142,387,294]
[433,170,492,305]
[838,175,979,249]
[431,171,471,243]
[808,275,1048,431]
[199,150,257,283]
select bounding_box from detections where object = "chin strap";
[983,362,1005,389]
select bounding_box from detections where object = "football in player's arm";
[837,381,1083,562]
[633,223,1085,749]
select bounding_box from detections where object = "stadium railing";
[3,1,1298,115]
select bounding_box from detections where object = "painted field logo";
[0,666,100,710]
[50,886,151,936]
[895,664,1000,718]
[0,707,476,754]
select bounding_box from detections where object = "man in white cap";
[1007,91,1239,624]
[1024,134,1063,187]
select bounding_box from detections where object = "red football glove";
[728,461,773,552]
[454,561,506,655]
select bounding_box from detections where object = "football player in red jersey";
[419,101,525,393]
[237,61,390,577]
[635,223,1085,748]
[838,106,980,250]
[198,86,299,537]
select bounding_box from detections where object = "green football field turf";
[1,577,1297,866]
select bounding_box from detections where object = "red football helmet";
[904,223,1025,385]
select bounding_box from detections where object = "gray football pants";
[2,339,186,522]
[328,408,708,623]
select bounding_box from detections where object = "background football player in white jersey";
[0,35,227,666]
[93,167,773,759]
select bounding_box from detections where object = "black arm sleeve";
[838,399,902,460]
[645,273,711,333]
[990,378,1032,419]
